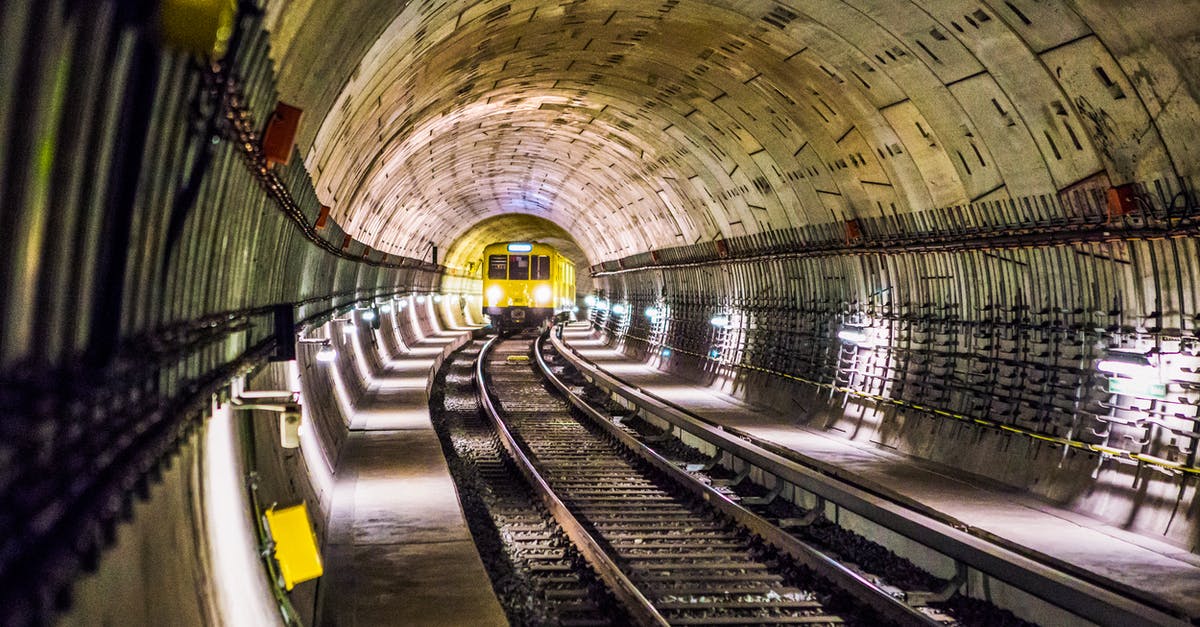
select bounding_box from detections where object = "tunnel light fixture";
[594,299,609,311]
[342,321,356,335]
[584,294,597,307]
[837,323,874,348]
[1097,350,1164,399]
[433,294,443,303]
[571,306,580,314]
[417,295,427,304]
[361,309,377,322]
[315,343,336,363]
[708,347,722,359]
[507,242,533,253]
[611,303,628,315]
[661,348,672,357]
[1097,349,1156,378]
[1108,376,1166,400]
[709,314,731,329]
[379,303,392,314]
[645,306,663,321]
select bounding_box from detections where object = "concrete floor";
[317,330,506,627]
[560,324,1200,621]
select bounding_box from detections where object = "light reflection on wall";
[292,360,334,500]
[202,401,278,626]
[327,348,358,428]
[348,314,374,383]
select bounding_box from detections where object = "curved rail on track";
[547,324,1191,627]
[475,333,669,627]
[534,328,941,627]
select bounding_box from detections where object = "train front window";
[508,254,530,280]
[488,255,508,279]
[532,255,550,280]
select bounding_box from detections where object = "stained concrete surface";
[318,329,506,627]
[561,324,1200,620]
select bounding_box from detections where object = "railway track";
[475,330,948,626]
[430,339,619,626]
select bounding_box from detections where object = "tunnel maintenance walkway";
[558,323,1200,622]
[317,315,505,627]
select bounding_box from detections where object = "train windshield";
[532,255,551,280]
[487,255,507,279]
[508,254,530,280]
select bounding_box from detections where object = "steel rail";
[548,326,1190,626]
[535,329,940,627]
[474,334,668,627]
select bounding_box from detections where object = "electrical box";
[272,304,296,362]
[262,102,303,166]
[280,409,301,449]
[1106,184,1139,219]
[264,503,323,590]
[844,218,862,243]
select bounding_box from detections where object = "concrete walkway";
[318,327,505,627]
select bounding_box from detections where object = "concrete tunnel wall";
[0,3,446,621]
[586,234,1200,547]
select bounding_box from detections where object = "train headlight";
[487,285,503,305]
[534,285,552,305]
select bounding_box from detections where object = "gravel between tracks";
[429,338,622,626]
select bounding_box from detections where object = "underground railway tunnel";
[4,0,1200,624]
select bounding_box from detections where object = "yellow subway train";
[481,241,575,330]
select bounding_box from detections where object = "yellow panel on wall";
[160,0,237,59]
[264,503,324,590]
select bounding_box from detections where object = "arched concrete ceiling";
[269,0,1200,268]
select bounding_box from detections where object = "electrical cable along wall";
[0,2,439,622]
